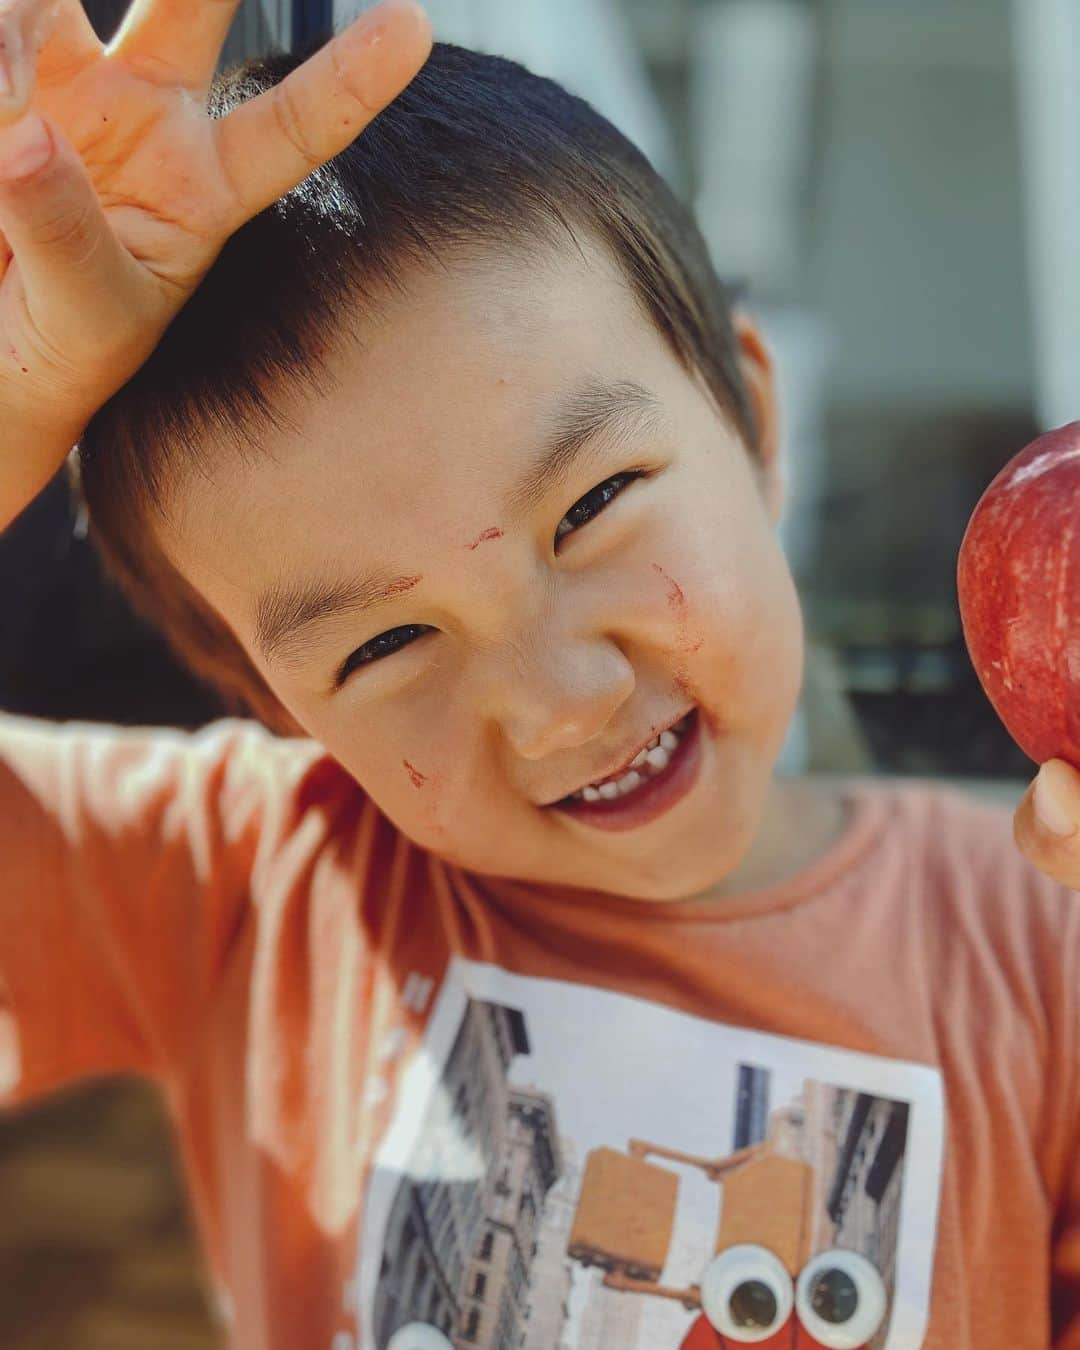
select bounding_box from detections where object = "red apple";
[957,421,1080,767]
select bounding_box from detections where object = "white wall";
[810,0,1033,411]
[334,0,675,179]
[1012,0,1080,429]
[221,0,291,64]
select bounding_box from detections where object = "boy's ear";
[732,311,784,525]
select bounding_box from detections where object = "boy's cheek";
[359,729,503,857]
[658,550,803,728]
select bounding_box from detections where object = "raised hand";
[0,0,431,524]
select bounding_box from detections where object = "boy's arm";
[0,0,430,1092]
[0,711,327,1107]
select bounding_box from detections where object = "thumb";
[0,112,147,376]
[1014,759,1080,891]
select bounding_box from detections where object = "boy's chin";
[445,844,744,905]
[529,834,753,904]
[423,791,761,902]
[585,851,747,904]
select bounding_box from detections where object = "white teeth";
[565,709,695,805]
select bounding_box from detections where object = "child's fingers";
[110,0,244,94]
[0,0,99,111]
[0,112,145,365]
[213,0,431,223]
[1013,758,1080,891]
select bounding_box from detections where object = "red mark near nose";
[653,563,704,654]
[403,759,428,788]
[466,527,505,550]
[652,561,686,608]
[387,575,422,596]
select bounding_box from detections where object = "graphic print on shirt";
[356,959,945,1350]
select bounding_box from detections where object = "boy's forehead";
[290,231,656,416]
[165,235,686,602]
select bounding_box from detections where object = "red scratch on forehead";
[466,527,505,550]
[651,561,686,607]
[403,759,428,789]
[387,575,422,596]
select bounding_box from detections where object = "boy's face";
[164,235,804,901]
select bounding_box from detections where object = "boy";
[0,2,1077,1347]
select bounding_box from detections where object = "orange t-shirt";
[0,711,1077,1350]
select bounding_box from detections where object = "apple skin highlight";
[957,421,1080,768]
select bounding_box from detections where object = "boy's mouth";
[547,707,704,831]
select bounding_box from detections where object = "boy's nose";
[489,640,636,763]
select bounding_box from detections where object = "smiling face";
[160,234,804,902]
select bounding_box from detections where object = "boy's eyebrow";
[254,377,666,670]
[254,569,423,669]
[503,377,665,522]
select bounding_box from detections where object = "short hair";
[75,38,755,733]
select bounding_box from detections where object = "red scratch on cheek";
[651,562,686,608]
[387,575,422,596]
[652,562,703,653]
[403,759,428,789]
[465,527,505,551]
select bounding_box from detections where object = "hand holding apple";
[957,422,1080,889]
[1011,760,1080,891]
[1015,761,1080,896]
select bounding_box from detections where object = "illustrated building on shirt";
[457,1087,562,1348]
[372,1000,566,1350]
[577,1263,645,1347]
[521,1138,578,1350]
[732,1064,771,1148]
[825,1091,909,1324]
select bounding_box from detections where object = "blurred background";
[0,0,1076,1345]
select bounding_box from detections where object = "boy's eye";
[555,471,642,545]
[335,623,433,688]
[332,472,643,687]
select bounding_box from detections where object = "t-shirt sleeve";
[1051,903,1080,1346]
[928,786,1080,1345]
[0,710,327,1109]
